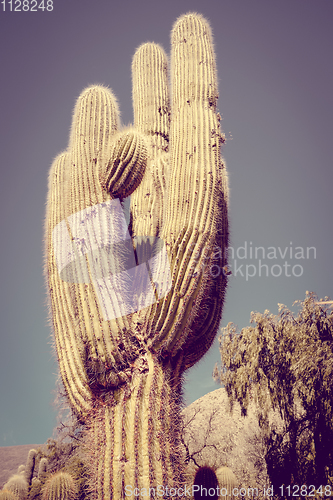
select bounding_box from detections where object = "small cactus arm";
[24,450,37,488]
[38,459,48,483]
[29,458,48,500]
[45,12,228,500]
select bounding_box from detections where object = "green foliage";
[215,292,333,488]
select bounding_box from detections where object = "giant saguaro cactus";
[45,12,229,499]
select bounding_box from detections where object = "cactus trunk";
[84,352,184,499]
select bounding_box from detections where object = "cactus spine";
[45,12,228,500]
[41,473,77,500]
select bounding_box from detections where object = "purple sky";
[0,0,332,446]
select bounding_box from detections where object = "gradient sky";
[0,0,332,447]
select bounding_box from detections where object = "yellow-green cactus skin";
[45,12,228,499]
[0,492,17,500]
[24,449,37,488]
[3,475,28,500]
[41,473,77,500]
[215,467,238,499]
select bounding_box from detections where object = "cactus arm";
[24,449,37,488]
[101,128,148,200]
[38,458,48,482]
[45,86,148,414]
[46,152,93,414]
[130,14,228,366]
[131,43,170,238]
[157,13,228,356]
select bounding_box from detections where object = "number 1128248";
[1,0,53,11]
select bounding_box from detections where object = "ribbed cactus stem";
[46,86,149,417]
[132,43,169,152]
[38,458,48,482]
[102,128,148,200]
[215,467,238,499]
[3,475,28,500]
[130,13,228,372]
[41,473,77,500]
[131,43,170,238]
[0,491,17,500]
[24,449,37,486]
[154,13,227,362]
[84,351,184,499]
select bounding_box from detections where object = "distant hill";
[0,444,42,487]
[180,388,273,492]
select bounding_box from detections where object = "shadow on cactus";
[45,11,229,499]
[193,466,219,500]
